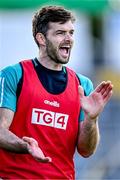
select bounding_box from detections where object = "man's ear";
[36,33,46,46]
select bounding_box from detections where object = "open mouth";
[59,46,70,58]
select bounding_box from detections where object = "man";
[0,5,113,179]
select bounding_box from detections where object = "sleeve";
[77,74,94,122]
[0,64,22,112]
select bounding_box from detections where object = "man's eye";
[57,31,65,35]
[70,31,74,36]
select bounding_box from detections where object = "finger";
[46,157,52,162]
[78,85,84,98]
[95,81,106,93]
[103,90,113,103]
[100,82,112,95]
[22,136,32,143]
[35,151,52,162]
[95,81,112,94]
[103,83,113,99]
[36,156,52,163]
[22,136,36,142]
[22,136,38,146]
[102,84,113,98]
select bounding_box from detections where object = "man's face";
[45,20,74,64]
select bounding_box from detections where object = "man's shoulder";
[0,63,22,84]
[76,73,92,83]
[1,63,21,73]
[76,73,94,95]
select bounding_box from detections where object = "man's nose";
[64,33,73,42]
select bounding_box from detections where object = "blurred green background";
[0,0,109,14]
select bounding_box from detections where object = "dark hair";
[32,6,75,46]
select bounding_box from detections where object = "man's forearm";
[77,115,100,157]
[0,127,28,153]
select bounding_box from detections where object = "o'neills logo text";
[44,100,60,107]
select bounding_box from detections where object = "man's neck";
[37,55,63,71]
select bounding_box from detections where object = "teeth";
[61,46,70,48]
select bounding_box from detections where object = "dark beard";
[46,38,70,64]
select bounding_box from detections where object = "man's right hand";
[22,136,52,163]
